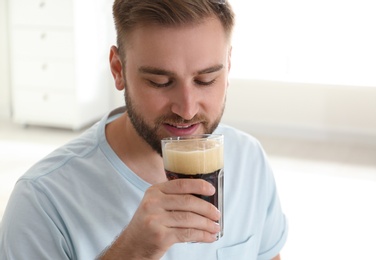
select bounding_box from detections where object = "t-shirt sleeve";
[0,180,71,259]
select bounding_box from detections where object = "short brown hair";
[113,0,235,54]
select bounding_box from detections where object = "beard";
[125,89,225,156]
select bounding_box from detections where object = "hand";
[100,179,221,260]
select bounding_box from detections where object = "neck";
[105,113,167,184]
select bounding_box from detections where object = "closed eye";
[149,80,173,88]
[194,79,216,86]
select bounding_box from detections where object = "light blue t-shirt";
[0,108,287,260]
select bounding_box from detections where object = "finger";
[163,194,220,221]
[167,210,221,234]
[159,179,215,196]
[171,227,219,243]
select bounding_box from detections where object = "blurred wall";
[0,0,11,118]
[223,79,376,144]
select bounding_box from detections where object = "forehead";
[123,18,230,71]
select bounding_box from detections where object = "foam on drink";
[162,139,224,175]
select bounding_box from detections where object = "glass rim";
[161,134,223,142]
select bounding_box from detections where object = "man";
[0,0,287,259]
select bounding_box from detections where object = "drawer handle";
[41,63,48,70]
[39,1,46,8]
[40,33,47,40]
[43,94,49,101]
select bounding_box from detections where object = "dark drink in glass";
[161,134,224,239]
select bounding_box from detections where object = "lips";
[163,122,200,136]
[174,124,192,129]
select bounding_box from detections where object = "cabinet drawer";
[11,29,74,59]
[10,0,73,27]
[12,60,75,90]
[12,89,76,126]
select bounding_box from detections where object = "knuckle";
[172,211,191,223]
[142,213,160,228]
[178,228,194,241]
[151,226,166,244]
[183,194,193,205]
[146,185,160,196]
[141,196,159,212]
[141,199,152,211]
[142,187,163,210]
[175,179,189,191]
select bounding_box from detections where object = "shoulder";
[20,123,101,182]
[215,124,264,154]
[215,124,272,185]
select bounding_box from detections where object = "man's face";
[122,18,231,155]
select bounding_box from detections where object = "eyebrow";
[197,64,224,75]
[138,67,175,76]
[138,64,224,76]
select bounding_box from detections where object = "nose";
[170,83,199,121]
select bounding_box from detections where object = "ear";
[109,46,125,91]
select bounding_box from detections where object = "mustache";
[155,114,208,126]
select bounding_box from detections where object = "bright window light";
[230,0,376,87]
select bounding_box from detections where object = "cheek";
[210,93,226,113]
[198,93,224,122]
[128,83,170,117]
[205,83,227,110]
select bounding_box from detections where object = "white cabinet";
[9,0,112,130]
